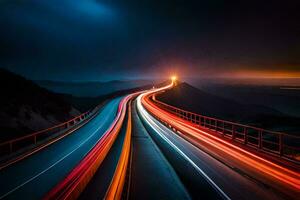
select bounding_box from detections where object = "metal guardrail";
[152,98,300,163]
[0,101,106,156]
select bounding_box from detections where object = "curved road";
[136,83,299,200]
[128,100,190,200]
[0,97,122,200]
[1,83,299,200]
[137,100,282,199]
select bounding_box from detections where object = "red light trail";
[139,81,300,195]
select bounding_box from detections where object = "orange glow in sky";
[221,69,300,79]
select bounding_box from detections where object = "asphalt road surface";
[0,97,121,200]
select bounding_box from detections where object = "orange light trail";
[105,101,132,200]
[140,82,300,191]
[44,94,137,200]
[136,92,231,199]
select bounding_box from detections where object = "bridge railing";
[152,98,300,163]
[0,101,106,157]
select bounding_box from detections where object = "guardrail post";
[279,134,283,156]
[215,120,217,132]
[222,122,225,135]
[34,135,37,144]
[9,142,13,154]
[244,128,248,144]
[258,130,262,149]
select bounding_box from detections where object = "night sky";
[0,0,299,81]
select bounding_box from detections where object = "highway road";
[138,82,300,200]
[137,93,227,200]
[138,97,279,199]
[0,97,122,200]
[128,100,190,199]
[0,81,299,200]
[78,107,129,200]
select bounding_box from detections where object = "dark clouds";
[0,0,299,80]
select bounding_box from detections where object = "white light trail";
[136,94,231,200]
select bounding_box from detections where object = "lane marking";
[0,100,119,199]
[137,95,231,200]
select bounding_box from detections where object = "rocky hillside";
[0,69,80,142]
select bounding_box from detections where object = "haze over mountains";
[36,79,159,97]
[199,84,300,118]
[1,67,299,142]
[187,78,300,118]
[158,82,300,134]
[0,69,160,142]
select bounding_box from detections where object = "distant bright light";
[171,76,177,82]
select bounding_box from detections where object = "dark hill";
[0,69,80,142]
[158,82,300,133]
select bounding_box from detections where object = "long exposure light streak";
[105,101,133,200]
[144,100,300,189]
[140,81,300,191]
[0,105,114,200]
[44,94,135,200]
[136,90,231,200]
